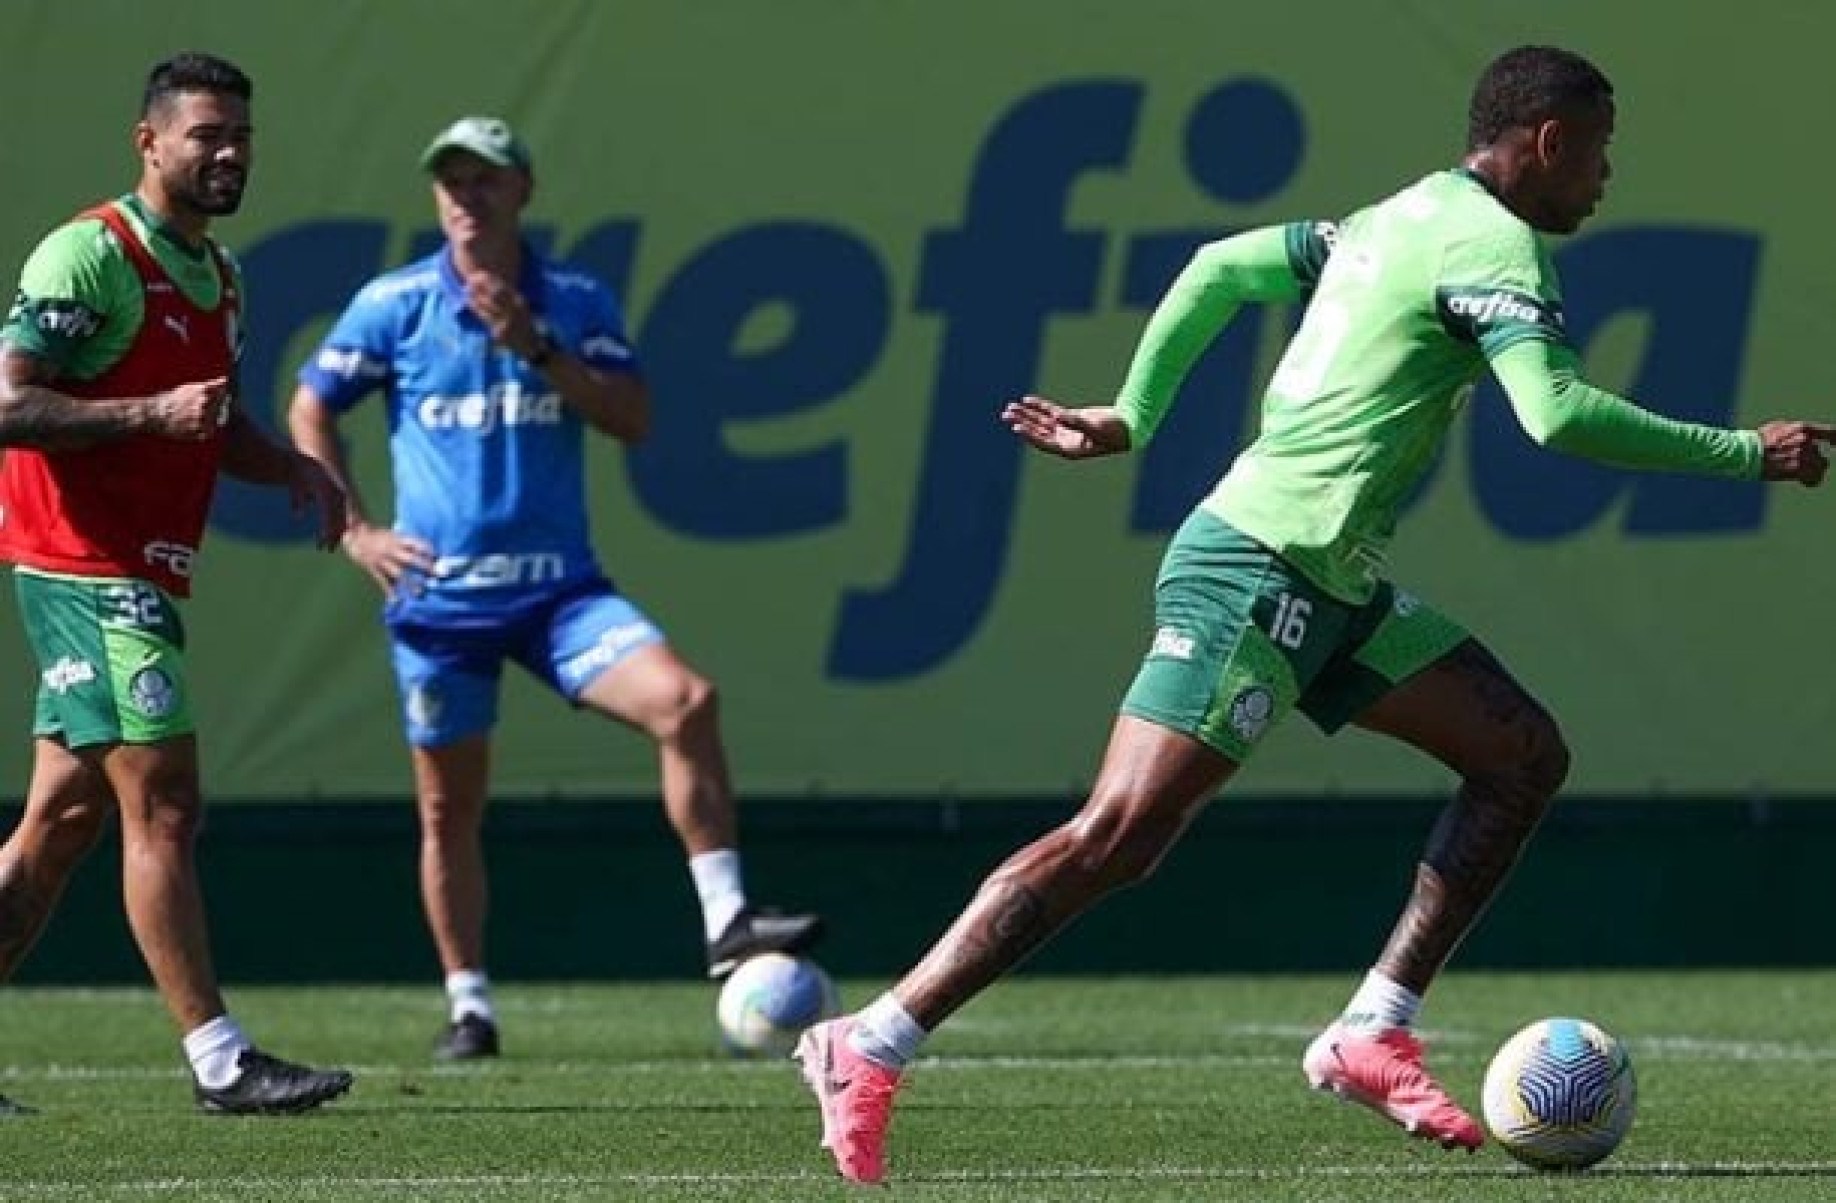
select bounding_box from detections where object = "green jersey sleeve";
[1436,207,1757,476]
[1490,339,1762,478]
[1114,222,1331,447]
[2,218,140,380]
[1435,219,1569,357]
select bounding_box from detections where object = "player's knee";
[11,795,108,877]
[416,788,484,840]
[1472,705,1569,819]
[649,672,719,743]
[1060,798,1180,891]
[124,787,204,849]
[1517,707,1571,801]
[43,798,109,867]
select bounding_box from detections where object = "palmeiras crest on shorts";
[1227,685,1274,743]
[406,683,444,729]
[127,666,177,719]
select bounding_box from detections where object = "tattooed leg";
[1355,640,1570,994]
[896,717,1234,1028]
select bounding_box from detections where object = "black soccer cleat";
[0,1093,35,1117]
[193,1048,354,1115]
[706,906,826,979]
[434,1013,501,1062]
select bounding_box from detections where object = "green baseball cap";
[419,116,533,173]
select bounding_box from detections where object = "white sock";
[446,970,495,1024]
[1339,970,1422,1032]
[689,849,747,942]
[846,992,927,1070]
[183,1014,252,1089]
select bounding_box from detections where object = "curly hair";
[1467,46,1612,151]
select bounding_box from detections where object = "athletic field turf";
[0,971,1829,1200]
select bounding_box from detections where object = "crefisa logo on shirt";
[1439,287,1564,334]
[417,381,563,434]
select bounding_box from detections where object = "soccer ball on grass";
[715,953,839,1057]
[1481,1016,1637,1171]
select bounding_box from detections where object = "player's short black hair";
[141,52,252,118]
[1467,46,1612,150]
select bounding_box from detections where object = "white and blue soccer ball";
[715,953,840,1058]
[1482,1016,1637,1171]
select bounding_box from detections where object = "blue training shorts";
[387,581,664,747]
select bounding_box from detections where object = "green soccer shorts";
[1120,509,1470,763]
[15,568,194,748]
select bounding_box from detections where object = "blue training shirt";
[300,245,640,626]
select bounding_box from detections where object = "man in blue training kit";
[289,117,823,1061]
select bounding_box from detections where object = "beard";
[177,166,248,217]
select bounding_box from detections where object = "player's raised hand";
[1756,420,1836,486]
[1000,395,1131,460]
[465,271,543,360]
[148,377,232,439]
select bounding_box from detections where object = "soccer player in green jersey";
[0,53,351,1115]
[794,45,1836,1181]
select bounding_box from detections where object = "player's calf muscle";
[0,858,58,974]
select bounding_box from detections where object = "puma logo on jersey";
[163,314,190,343]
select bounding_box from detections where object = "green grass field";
[0,971,1831,1200]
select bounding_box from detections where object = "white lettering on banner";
[430,551,566,588]
[417,382,564,434]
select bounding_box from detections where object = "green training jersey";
[2,193,244,381]
[1116,169,1759,604]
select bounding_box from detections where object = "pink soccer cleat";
[1303,1022,1484,1151]
[793,1016,905,1185]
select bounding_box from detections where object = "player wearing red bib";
[0,53,352,1115]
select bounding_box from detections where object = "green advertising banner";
[0,2,1829,799]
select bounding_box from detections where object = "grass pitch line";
[3,1032,1832,1084]
[9,1161,1836,1196]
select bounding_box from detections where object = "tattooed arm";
[0,345,224,450]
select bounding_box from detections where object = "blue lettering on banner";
[1467,228,1763,539]
[222,77,1769,681]
[829,80,1144,680]
[629,222,885,538]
